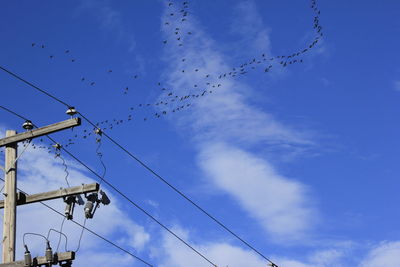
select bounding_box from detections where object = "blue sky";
[0,0,400,266]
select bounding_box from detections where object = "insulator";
[45,241,53,263]
[52,143,62,150]
[84,193,99,219]
[84,200,94,219]
[94,128,102,136]
[22,120,34,130]
[66,107,77,116]
[99,190,111,205]
[24,245,32,266]
[64,196,76,220]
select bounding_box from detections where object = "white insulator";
[22,120,34,130]
[66,107,77,116]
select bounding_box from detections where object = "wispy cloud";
[394,81,400,91]
[160,1,317,243]
[198,143,316,241]
[155,227,273,267]
[360,241,400,267]
[156,226,353,267]
[75,0,145,72]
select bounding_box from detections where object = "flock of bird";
[21,0,324,148]
[163,1,191,47]
[0,3,326,264]
[30,42,140,92]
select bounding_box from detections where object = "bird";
[90,82,95,86]
[65,50,70,53]
[31,43,36,47]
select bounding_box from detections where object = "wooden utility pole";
[3,130,17,263]
[0,117,99,265]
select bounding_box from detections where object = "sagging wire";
[23,232,48,248]
[56,217,67,252]
[75,217,87,253]
[53,143,71,188]
[94,128,106,185]
[71,128,106,254]
[46,226,68,252]
[23,232,48,242]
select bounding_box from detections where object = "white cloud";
[157,227,270,267]
[198,143,316,241]
[394,81,400,91]
[157,227,351,267]
[360,241,400,267]
[77,0,124,33]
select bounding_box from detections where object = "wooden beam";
[0,118,81,147]
[0,183,99,209]
[0,251,75,266]
[2,131,17,263]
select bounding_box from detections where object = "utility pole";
[0,117,102,266]
[3,130,17,263]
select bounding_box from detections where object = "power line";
[50,137,218,267]
[0,66,71,107]
[0,105,218,267]
[0,177,154,267]
[0,65,279,266]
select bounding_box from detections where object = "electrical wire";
[0,65,278,266]
[0,177,154,267]
[0,66,71,107]
[75,217,86,253]
[0,104,30,121]
[0,106,217,267]
[95,136,106,185]
[56,217,67,252]
[57,141,217,266]
[23,232,48,246]
[46,227,68,252]
[55,151,71,188]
